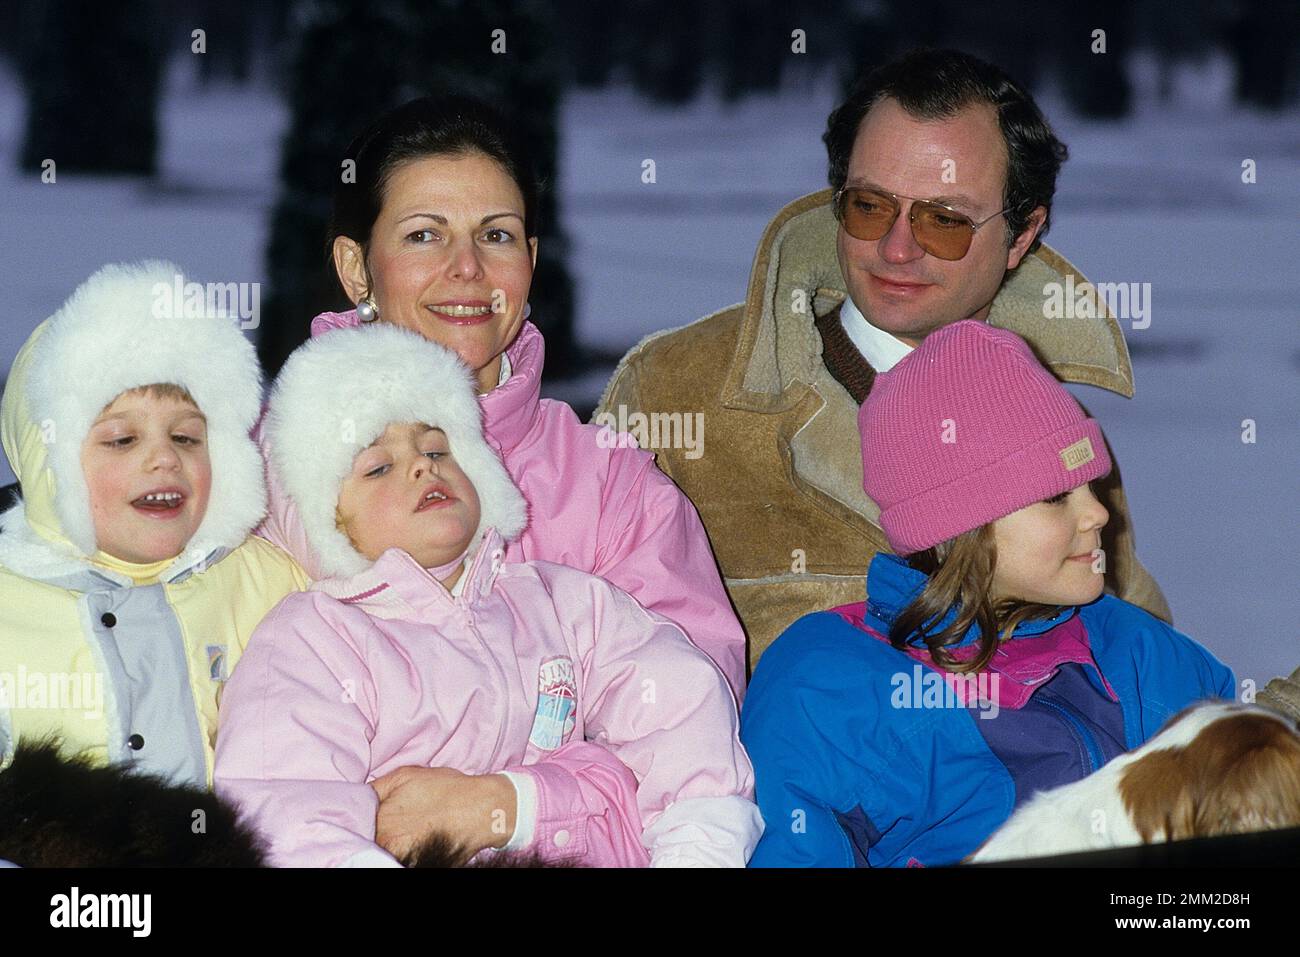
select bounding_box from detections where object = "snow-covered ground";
[0,53,1295,686]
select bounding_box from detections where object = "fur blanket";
[0,741,564,867]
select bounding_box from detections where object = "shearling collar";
[721,189,1136,414]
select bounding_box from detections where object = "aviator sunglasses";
[833,186,1013,261]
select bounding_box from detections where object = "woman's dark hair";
[823,48,1068,252]
[326,94,540,265]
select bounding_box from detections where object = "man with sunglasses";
[596,48,1169,675]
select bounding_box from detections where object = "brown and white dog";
[970,702,1300,862]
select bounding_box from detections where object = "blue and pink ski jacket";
[741,552,1235,867]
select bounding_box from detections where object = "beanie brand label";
[1059,437,1095,470]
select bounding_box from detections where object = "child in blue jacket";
[741,320,1234,867]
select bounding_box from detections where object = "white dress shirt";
[837,295,914,373]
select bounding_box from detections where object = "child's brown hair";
[890,523,1068,674]
[100,383,201,412]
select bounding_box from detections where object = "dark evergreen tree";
[556,0,620,88]
[619,0,708,104]
[17,0,166,175]
[834,0,1049,104]
[1055,1,1133,119]
[258,0,575,379]
[1132,0,1219,103]
[1225,0,1299,110]
[557,0,842,104]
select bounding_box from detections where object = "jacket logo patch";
[1059,437,1095,471]
[528,656,577,751]
[206,645,228,682]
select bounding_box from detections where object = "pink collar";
[834,603,1119,710]
[480,321,545,454]
[311,528,507,620]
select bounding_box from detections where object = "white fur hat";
[264,323,528,578]
[3,260,267,564]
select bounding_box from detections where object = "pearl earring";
[356,295,379,322]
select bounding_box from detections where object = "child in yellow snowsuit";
[0,261,307,787]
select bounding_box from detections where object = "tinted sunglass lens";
[913,203,975,260]
[839,190,896,241]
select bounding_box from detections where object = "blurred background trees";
[5,0,1297,378]
[15,0,168,175]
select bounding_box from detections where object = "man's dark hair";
[824,48,1068,253]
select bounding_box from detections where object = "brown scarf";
[814,302,877,405]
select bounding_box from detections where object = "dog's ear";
[1122,712,1300,843]
[1119,748,1198,842]
[1118,704,1223,843]
[1187,714,1300,837]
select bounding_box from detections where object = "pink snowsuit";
[213,529,758,867]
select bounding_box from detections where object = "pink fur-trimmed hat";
[858,319,1112,555]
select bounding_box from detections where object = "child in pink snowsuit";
[214,324,760,867]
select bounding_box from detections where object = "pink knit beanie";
[859,320,1112,555]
